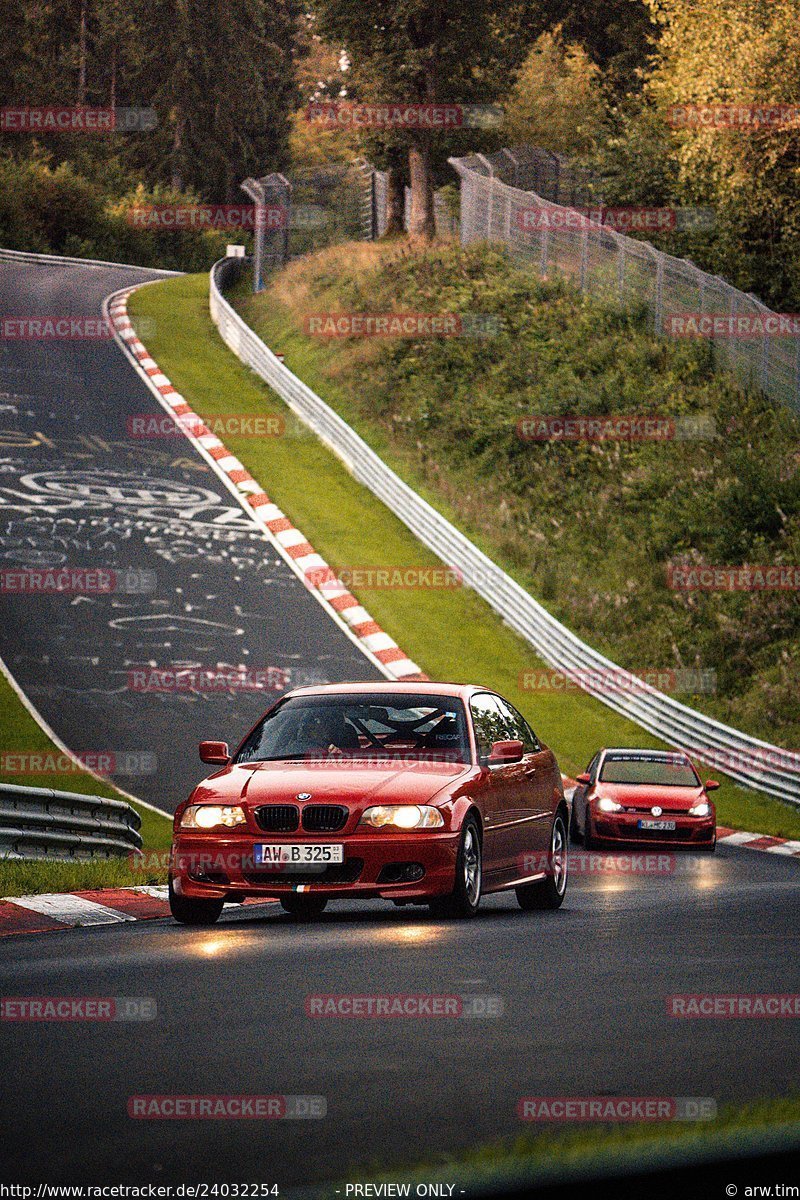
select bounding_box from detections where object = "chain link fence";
[449,147,800,410]
[357,160,458,239]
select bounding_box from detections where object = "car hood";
[595,782,707,811]
[192,759,473,811]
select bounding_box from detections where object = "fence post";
[579,226,589,292]
[540,205,550,277]
[654,251,664,334]
[370,169,378,239]
[501,148,520,187]
[240,176,265,293]
[476,153,496,240]
[616,235,626,303]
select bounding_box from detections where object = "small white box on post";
[226,244,246,258]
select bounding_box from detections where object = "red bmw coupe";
[168,681,569,924]
[569,747,718,850]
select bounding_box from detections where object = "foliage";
[0,151,230,269]
[631,0,800,308]
[502,30,609,159]
[252,240,800,746]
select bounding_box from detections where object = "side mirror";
[704,779,720,792]
[576,773,592,785]
[488,739,524,765]
[200,740,230,765]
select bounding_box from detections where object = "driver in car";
[289,709,359,758]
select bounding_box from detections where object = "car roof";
[283,680,483,700]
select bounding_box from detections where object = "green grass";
[127,272,800,840]
[243,242,800,751]
[0,668,171,896]
[338,1097,800,1192]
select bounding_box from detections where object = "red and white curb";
[1,824,798,938]
[716,827,800,856]
[107,290,425,683]
[0,886,275,937]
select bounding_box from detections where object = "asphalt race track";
[0,258,380,811]
[1,845,799,1186]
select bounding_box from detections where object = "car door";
[492,696,556,870]
[468,693,520,883]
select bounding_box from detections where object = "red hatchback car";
[169,682,569,924]
[569,747,719,850]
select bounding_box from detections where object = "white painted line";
[0,653,172,822]
[127,885,170,901]
[6,893,137,926]
[718,831,758,845]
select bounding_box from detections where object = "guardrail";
[208,256,800,807]
[0,782,143,861]
[0,246,181,275]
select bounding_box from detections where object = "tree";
[502,30,608,159]
[310,0,533,238]
[643,0,800,305]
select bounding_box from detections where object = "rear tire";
[516,811,568,911]
[280,895,328,920]
[168,878,224,926]
[428,816,482,919]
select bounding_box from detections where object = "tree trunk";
[408,140,436,240]
[78,0,88,106]
[109,40,116,111]
[171,114,185,192]
[384,168,405,235]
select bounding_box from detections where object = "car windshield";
[234,693,470,764]
[599,754,700,787]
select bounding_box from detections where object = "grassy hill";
[234,241,800,750]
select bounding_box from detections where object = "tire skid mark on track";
[107,290,426,683]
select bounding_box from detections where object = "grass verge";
[334,1098,800,1193]
[128,273,800,840]
[0,667,171,897]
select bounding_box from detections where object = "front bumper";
[170,830,461,901]
[593,811,716,847]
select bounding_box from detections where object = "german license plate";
[638,820,676,831]
[253,843,344,866]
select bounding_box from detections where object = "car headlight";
[180,804,246,830]
[689,801,711,817]
[359,805,444,830]
[596,797,623,813]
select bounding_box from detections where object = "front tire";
[569,798,583,844]
[168,878,224,926]
[583,809,598,850]
[429,816,482,919]
[516,811,568,911]
[280,895,328,920]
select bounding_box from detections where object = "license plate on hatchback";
[253,843,344,866]
[638,820,676,831]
